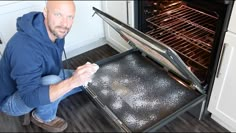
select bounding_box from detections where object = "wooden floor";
[0,44,229,132]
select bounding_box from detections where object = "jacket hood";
[16,11,64,47]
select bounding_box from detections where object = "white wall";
[0,1,105,59]
[0,1,45,54]
[64,1,105,59]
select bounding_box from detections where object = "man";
[0,1,99,132]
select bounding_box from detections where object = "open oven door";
[82,7,207,132]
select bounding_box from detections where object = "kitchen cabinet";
[101,1,133,52]
[228,2,236,34]
[207,2,236,132]
[208,32,236,132]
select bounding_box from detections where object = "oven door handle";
[216,43,227,78]
[126,0,130,25]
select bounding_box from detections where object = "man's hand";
[49,62,99,102]
[69,62,99,88]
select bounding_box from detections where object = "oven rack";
[146,4,218,49]
[146,28,209,69]
[145,3,219,69]
[146,4,218,47]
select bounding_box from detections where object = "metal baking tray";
[83,7,207,132]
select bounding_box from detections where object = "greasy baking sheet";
[87,51,200,132]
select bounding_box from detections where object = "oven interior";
[135,0,232,87]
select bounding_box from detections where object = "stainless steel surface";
[145,2,219,70]
[216,43,227,78]
[126,0,130,25]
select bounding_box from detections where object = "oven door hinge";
[120,33,138,49]
[190,84,205,94]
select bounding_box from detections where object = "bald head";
[46,1,76,13]
[43,1,76,42]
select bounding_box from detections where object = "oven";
[134,0,234,114]
[84,0,234,131]
[81,5,217,131]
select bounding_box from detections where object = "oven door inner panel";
[86,50,206,132]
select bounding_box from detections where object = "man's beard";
[49,25,70,39]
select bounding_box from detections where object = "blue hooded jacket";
[0,12,65,108]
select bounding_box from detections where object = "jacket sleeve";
[8,43,51,108]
